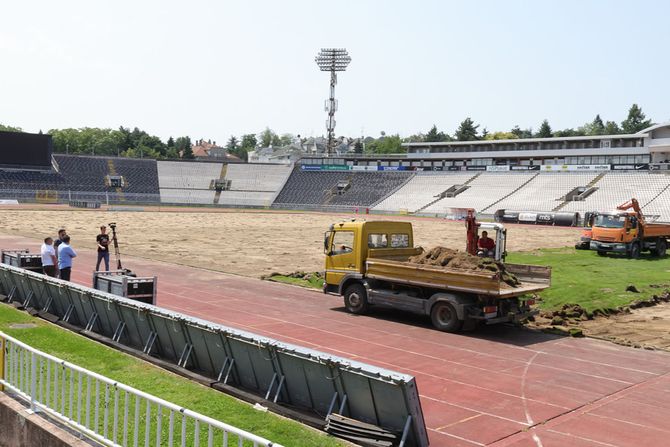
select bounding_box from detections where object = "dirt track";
[0,208,580,277]
[581,303,670,350]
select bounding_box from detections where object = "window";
[368,233,388,248]
[594,215,625,229]
[390,233,410,248]
[332,231,354,254]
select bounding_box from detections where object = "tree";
[365,135,404,154]
[167,136,175,148]
[510,125,533,139]
[225,136,239,151]
[0,124,23,132]
[279,133,294,146]
[591,114,605,135]
[454,118,479,141]
[604,120,621,135]
[225,135,248,161]
[484,131,518,140]
[240,134,257,150]
[554,128,582,137]
[174,136,194,159]
[536,119,553,138]
[259,128,280,147]
[353,139,363,154]
[621,103,652,134]
[424,125,449,142]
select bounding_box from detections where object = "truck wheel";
[430,302,463,333]
[655,240,667,257]
[597,250,607,257]
[629,243,641,259]
[343,283,369,315]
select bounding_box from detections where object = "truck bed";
[365,253,550,298]
[643,223,670,238]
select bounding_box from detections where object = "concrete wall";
[0,393,93,447]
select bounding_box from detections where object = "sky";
[2,0,669,144]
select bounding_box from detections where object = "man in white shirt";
[41,237,57,277]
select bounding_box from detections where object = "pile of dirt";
[407,246,520,287]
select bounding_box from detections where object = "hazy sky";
[2,0,669,144]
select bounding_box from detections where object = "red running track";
[4,234,670,447]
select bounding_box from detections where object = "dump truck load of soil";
[407,246,520,287]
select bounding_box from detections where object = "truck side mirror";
[324,231,332,254]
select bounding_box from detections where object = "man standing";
[57,235,77,281]
[96,225,110,271]
[40,237,58,277]
[54,228,67,261]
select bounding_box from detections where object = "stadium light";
[315,48,351,156]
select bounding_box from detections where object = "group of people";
[39,225,111,281]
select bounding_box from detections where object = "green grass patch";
[508,248,670,313]
[0,304,343,447]
[265,272,324,290]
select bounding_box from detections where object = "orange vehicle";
[589,198,670,258]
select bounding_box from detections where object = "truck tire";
[597,250,607,257]
[343,283,369,315]
[628,243,641,259]
[430,302,463,333]
[654,239,667,257]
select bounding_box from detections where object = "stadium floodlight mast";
[315,48,351,156]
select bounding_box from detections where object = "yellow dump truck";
[323,220,551,332]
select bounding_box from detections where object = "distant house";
[190,139,241,162]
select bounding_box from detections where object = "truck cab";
[323,220,417,293]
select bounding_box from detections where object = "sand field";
[0,208,580,277]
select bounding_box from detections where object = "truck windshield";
[594,215,625,228]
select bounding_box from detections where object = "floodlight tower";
[315,48,351,156]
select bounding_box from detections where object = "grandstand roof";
[639,121,670,134]
[403,122,670,148]
[403,132,643,147]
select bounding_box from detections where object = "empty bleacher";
[421,172,536,214]
[224,164,291,192]
[111,157,160,195]
[0,170,66,192]
[218,191,276,207]
[159,189,216,205]
[492,172,599,212]
[561,172,670,216]
[273,168,413,208]
[157,161,223,189]
[373,172,476,213]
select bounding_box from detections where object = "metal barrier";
[0,331,281,447]
[0,263,428,446]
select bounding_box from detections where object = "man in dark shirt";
[478,231,496,258]
[53,228,67,270]
[96,225,110,271]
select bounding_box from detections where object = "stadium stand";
[157,161,222,204]
[159,188,217,204]
[420,172,536,214]
[157,161,223,189]
[218,191,276,207]
[373,172,476,213]
[272,168,413,208]
[491,172,599,212]
[111,157,160,195]
[224,164,291,192]
[561,172,670,216]
[0,170,65,192]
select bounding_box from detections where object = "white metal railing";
[0,332,282,447]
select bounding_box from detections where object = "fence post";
[31,351,37,411]
[0,336,4,391]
